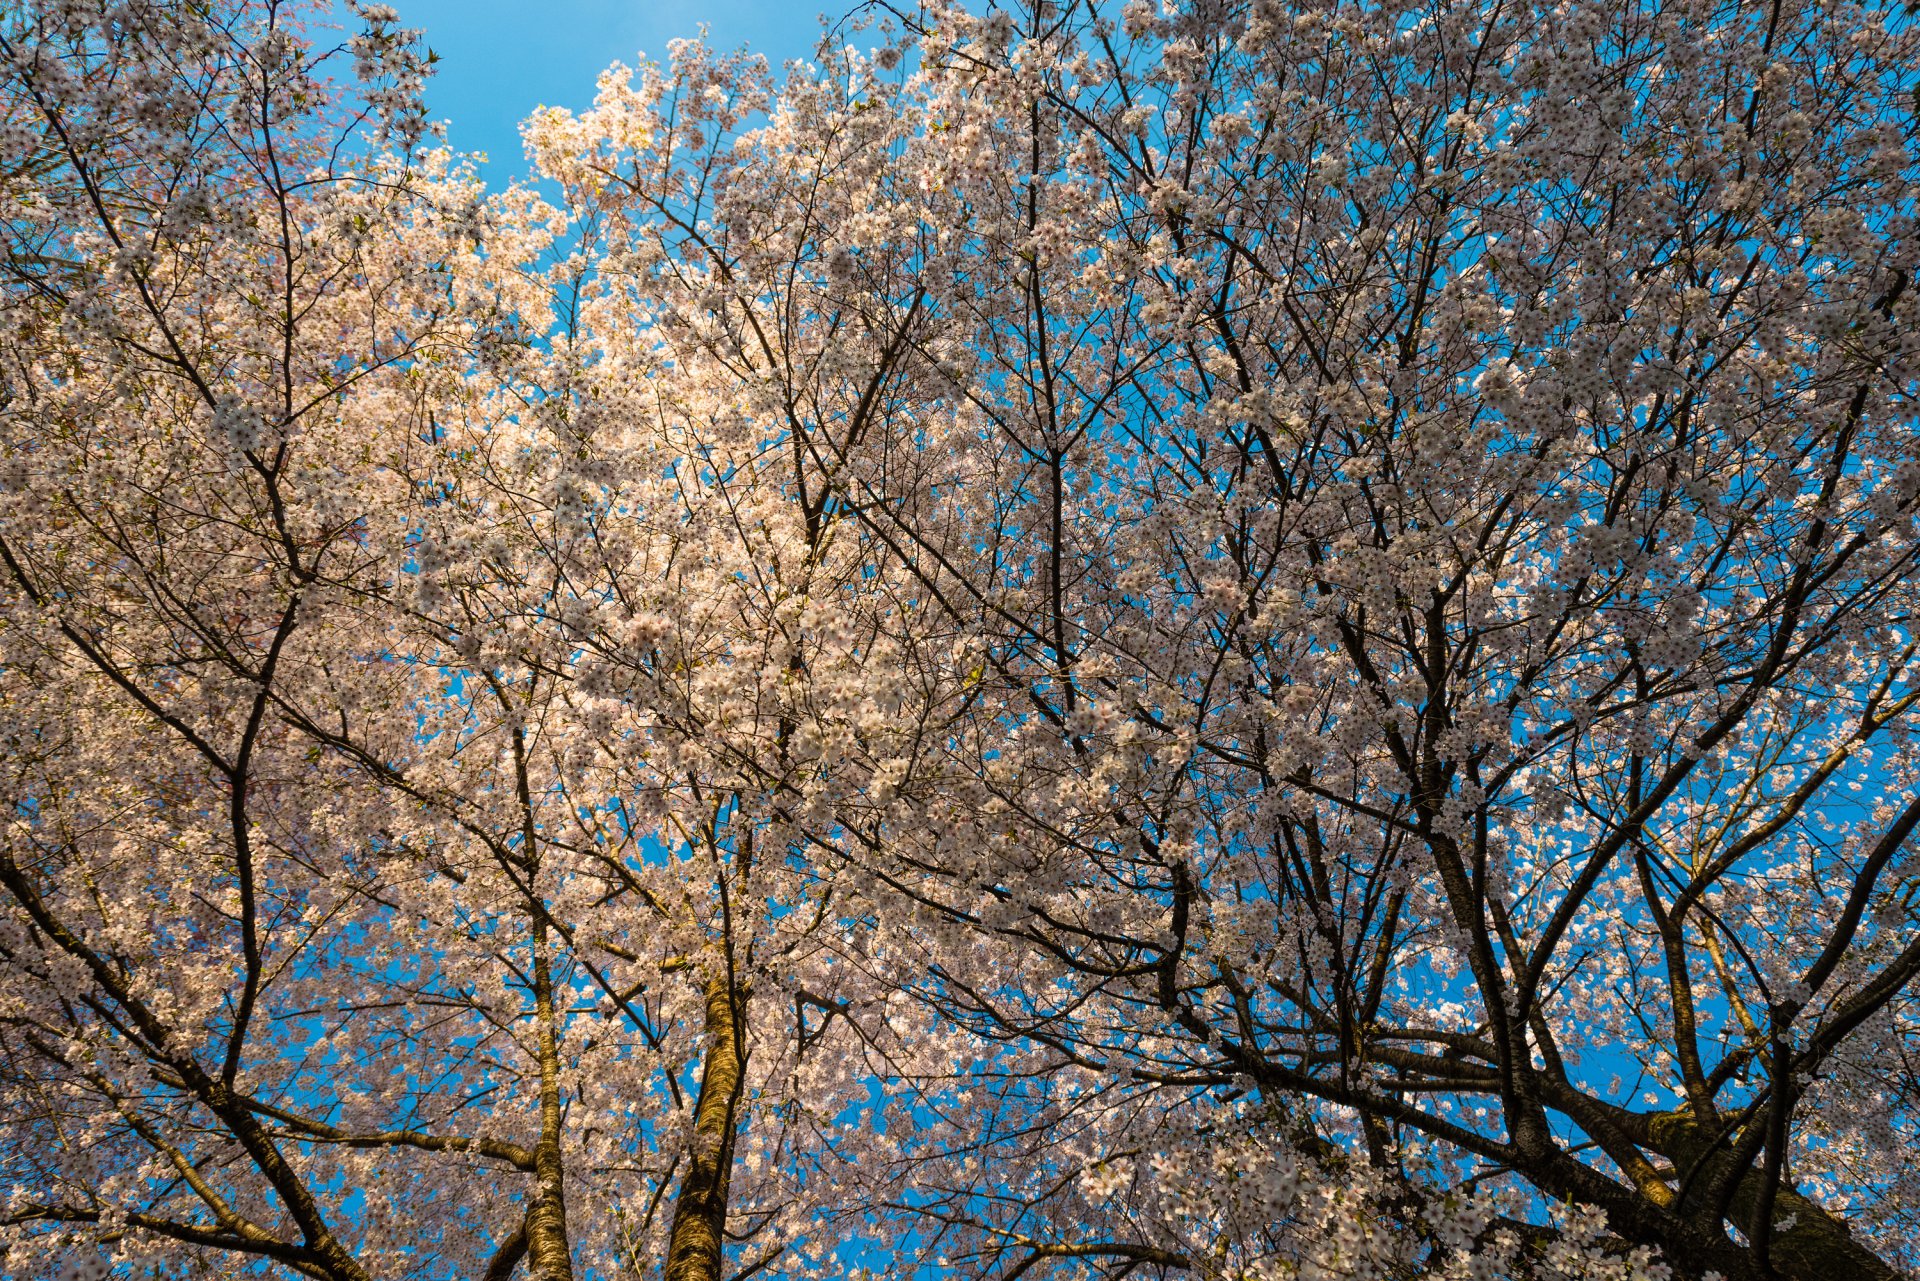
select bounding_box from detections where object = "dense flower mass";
[2,0,1918,1279]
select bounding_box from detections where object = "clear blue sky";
[376,0,835,183]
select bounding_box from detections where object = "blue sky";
[382,0,833,183]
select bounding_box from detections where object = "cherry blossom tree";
[744,1,1920,1278]
[0,3,579,1277]
[0,5,933,1280]
[6,0,1920,1279]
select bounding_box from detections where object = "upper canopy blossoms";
[572,0,1919,1275]
[4,0,1920,1278]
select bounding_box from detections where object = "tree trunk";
[525,918,575,1281]
[1644,1111,1899,1281]
[663,962,747,1281]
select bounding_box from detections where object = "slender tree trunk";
[525,916,575,1281]
[663,962,747,1281]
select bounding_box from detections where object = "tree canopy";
[3,0,1920,1278]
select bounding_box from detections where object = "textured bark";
[482,1218,529,1281]
[1644,1111,1900,1281]
[663,963,747,1281]
[525,918,575,1281]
